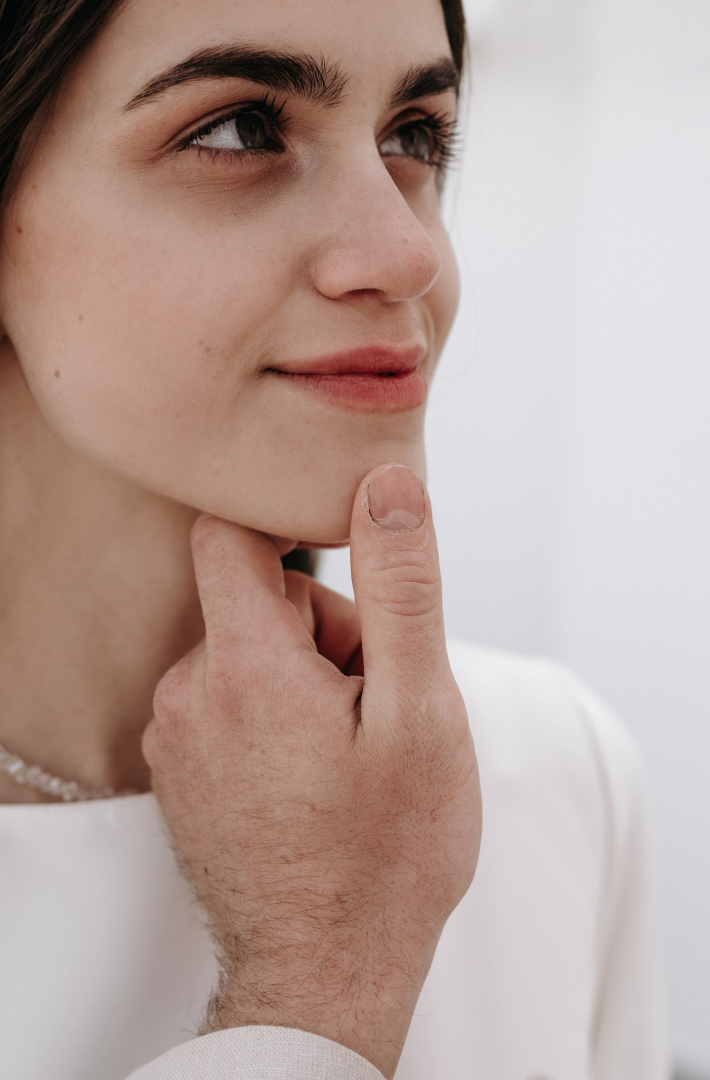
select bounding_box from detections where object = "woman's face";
[0,0,459,543]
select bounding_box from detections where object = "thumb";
[349,464,450,702]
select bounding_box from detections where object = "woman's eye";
[191,112,268,152]
[379,123,433,163]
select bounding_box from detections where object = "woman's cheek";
[10,193,242,399]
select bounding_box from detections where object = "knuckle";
[141,718,161,769]
[153,663,185,716]
[152,658,193,732]
[367,551,440,619]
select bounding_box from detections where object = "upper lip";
[268,343,427,376]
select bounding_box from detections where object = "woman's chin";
[200,444,426,549]
[219,504,353,551]
[277,523,352,549]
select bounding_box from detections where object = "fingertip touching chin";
[201,503,354,552]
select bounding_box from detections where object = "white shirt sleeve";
[126,1026,387,1080]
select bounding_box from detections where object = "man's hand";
[143,465,482,1079]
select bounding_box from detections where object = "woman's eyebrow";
[124,46,458,111]
[125,47,348,110]
[390,58,460,107]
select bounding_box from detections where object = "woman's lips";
[273,370,428,412]
[267,345,429,413]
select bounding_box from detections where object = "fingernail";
[367,465,426,533]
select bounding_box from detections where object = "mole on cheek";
[16,226,22,234]
[78,314,84,322]
[54,370,61,379]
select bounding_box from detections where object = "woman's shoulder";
[446,638,647,815]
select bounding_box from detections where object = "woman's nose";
[310,159,442,304]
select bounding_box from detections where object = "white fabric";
[127,1027,384,1080]
[0,641,668,1080]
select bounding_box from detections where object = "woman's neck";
[0,347,204,802]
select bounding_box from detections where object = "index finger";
[190,515,310,660]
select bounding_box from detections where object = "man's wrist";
[204,964,422,1080]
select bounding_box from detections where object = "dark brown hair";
[0,0,465,206]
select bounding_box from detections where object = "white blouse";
[0,641,667,1080]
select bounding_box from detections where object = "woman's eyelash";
[393,112,462,172]
[179,93,287,153]
[178,98,459,173]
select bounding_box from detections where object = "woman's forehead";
[79,0,453,110]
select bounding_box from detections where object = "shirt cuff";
[126,1026,387,1080]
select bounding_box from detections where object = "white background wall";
[320,0,710,1072]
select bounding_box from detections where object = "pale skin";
[0,0,481,1075]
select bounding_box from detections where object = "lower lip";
[271,370,428,412]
